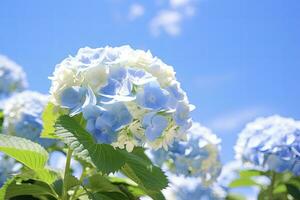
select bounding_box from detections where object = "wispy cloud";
[170,0,190,8]
[128,3,145,21]
[208,107,269,133]
[149,0,197,36]
[150,10,182,36]
[110,1,198,37]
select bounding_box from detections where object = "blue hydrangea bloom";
[3,91,54,147]
[99,66,133,101]
[0,55,27,104]
[164,176,224,200]
[173,102,192,128]
[166,81,186,109]
[0,153,20,187]
[60,86,96,116]
[235,115,300,175]
[136,81,169,110]
[175,184,223,200]
[150,123,222,184]
[14,113,43,141]
[127,68,155,85]
[83,102,132,144]
[142,112,168,141]
[50,46,194,151]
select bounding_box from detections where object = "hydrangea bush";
[0,47,299,200]
[0,55,27,103]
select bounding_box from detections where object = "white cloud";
[150,10,182,36]
[170,0,190,8]
[208,107,269,133]
[110,0,197,37]
[128,3,145,21]
[149,0,197,36]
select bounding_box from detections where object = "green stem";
[62,148,73,200]
[70,168,85,200]
[269,171,276,200]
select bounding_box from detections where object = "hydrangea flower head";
[216,161,242,192]
[0,55,27,103]
[0,153,20,187]
[49,46,194,151]
[162,175,224,200]
[150,123,222,184]
[235,115,300,175]
[3,91,54,147]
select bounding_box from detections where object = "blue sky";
[0,0,299,163]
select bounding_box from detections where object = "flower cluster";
[0,153,20,186]
[2,91,53,147]
[216,161,242,192]
[235,115,300,175]
[49,46,194,151]
[0,55,27,103]
[149,123,222,183]
[162,175,224,200]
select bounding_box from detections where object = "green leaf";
[55,115,168,199]
[4,180,58,199]
[94,192,130,200]
[0,110,4,133]
[53,179,63,196]
[86,174,136,200]
[239,170,263,178]
[286,183,300,199]
[65,174,81,191]
[226,193,246,200]
[0,134,48,169]
[229,178,259,188]
[108,177,138,187]
[121,149,168,200]
[20,168,59,184]
[87,174,125,194]
[41,103,60,139]
[55,115,126,174]
[109,177,145,198]
[287,177,300,189]
[273,184,287,194]
[0,178,15,200]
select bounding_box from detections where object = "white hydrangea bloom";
[0,55,27,103]
[49,46,194,151]
[50,46,177,105]
[3,91,53,147]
